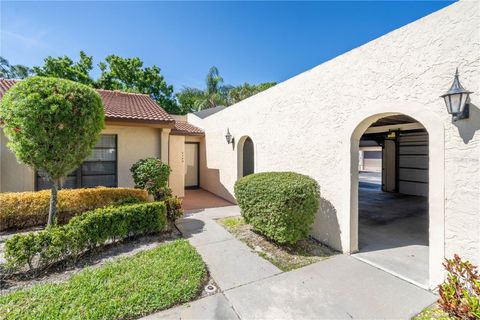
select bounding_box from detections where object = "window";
[36,135,117,190]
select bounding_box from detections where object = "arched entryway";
[350,112,444,289]
[237,136,254,178]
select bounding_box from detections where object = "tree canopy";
[0,57,31,79]
[97,55,178,114]
[0,77,105,225]
[176,66,276,113]
[228,82,276,104]
[4,54,277,115]
[29,52,181,114]
[32,51,94,86]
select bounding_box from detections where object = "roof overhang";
[105,117,175,128]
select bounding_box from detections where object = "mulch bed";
[217,216,336,271]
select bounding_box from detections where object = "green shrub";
[0,187,149,231]
[0,240,206,320]
[0,76,105,225]
[234,172,320,245]
[130,158,171,200]
[438,254,480,319]
[164,195,183,221]
[4,202,167,272]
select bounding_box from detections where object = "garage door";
[398,131,428,196]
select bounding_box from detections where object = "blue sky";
[1,1,454,91]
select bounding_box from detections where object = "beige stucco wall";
[169,135,186,197]
[188,1,480,289]
[102,126,163,188]
[0,125,168,192]
[0,129,35,192]
[168,135,203,198]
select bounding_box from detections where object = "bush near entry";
[234,172,320,245]
[4,202,167,272]
[130,158,184,221]
[0,187,149,231]
[130,158,171,200]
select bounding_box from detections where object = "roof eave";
[105,117,175,128]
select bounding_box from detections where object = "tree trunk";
[47,179,59,226]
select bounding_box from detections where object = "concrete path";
[145,205,437,320]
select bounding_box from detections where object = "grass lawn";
[413,305,453,320]
[218,216,335,271]
[0,239,206,320]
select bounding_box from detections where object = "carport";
[353,115,429,288]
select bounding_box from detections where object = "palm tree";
[0,56,31,79]
[193,66,230,111]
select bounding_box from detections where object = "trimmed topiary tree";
[234,172,320,244]
[130,158,171,200]
[0,77,104,226]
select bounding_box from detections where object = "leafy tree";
[175,87,204,114]
[176,66,231,112]
[97,55,179,114]
[32,51,94,86]
[228,82,276,104]
[176,67,276,113]
[0,77,104,225]
[130,158,171,201]
[0,57,31,79]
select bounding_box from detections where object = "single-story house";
[185,0,479,289]
[0,0,478,290]
[0,79,205,197]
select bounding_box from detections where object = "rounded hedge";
[234,172,320,245]
[0,76,104,180]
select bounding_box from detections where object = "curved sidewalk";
[145,205,437,320]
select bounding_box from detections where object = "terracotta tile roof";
[0,79,17,96]
[171,121,204,136]
[97,89,174,124]
[0,79,175,125]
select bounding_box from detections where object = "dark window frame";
[35,134,118,190]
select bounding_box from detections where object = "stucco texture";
[0,125,164,192]
[188,1,480,288]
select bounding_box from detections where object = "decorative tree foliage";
[0,77,105,225]
[0,57,31,79]
[130,158,172,200]
[176,66,276,113]
[228,82,276,104]
[97,55,179,114]
[32,51,95,86]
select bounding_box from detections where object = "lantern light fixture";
[441,68,473,122]
[225,128,234,145]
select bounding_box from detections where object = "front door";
[185,143,199,188]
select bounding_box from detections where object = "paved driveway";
[145,205,437,320]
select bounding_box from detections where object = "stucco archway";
[350,111,445,289]
[237,136,255,178]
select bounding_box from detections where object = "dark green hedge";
[4,202,167,272]
[234,172,320,244]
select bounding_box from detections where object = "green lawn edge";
[0,239,207,320]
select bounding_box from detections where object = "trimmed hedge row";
[4,202,167,272]
[0,187,149,231]
[234,172,320,245]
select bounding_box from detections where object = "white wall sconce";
[441,68,473,122]
[225,128,234,145]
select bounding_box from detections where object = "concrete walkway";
[145,206,437,320]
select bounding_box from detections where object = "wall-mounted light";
[441,68,473,122]
[225,128,234,145]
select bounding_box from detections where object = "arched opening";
[237,136,254,178]
[352,114,432,288]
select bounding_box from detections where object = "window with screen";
[36,135,117,190]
